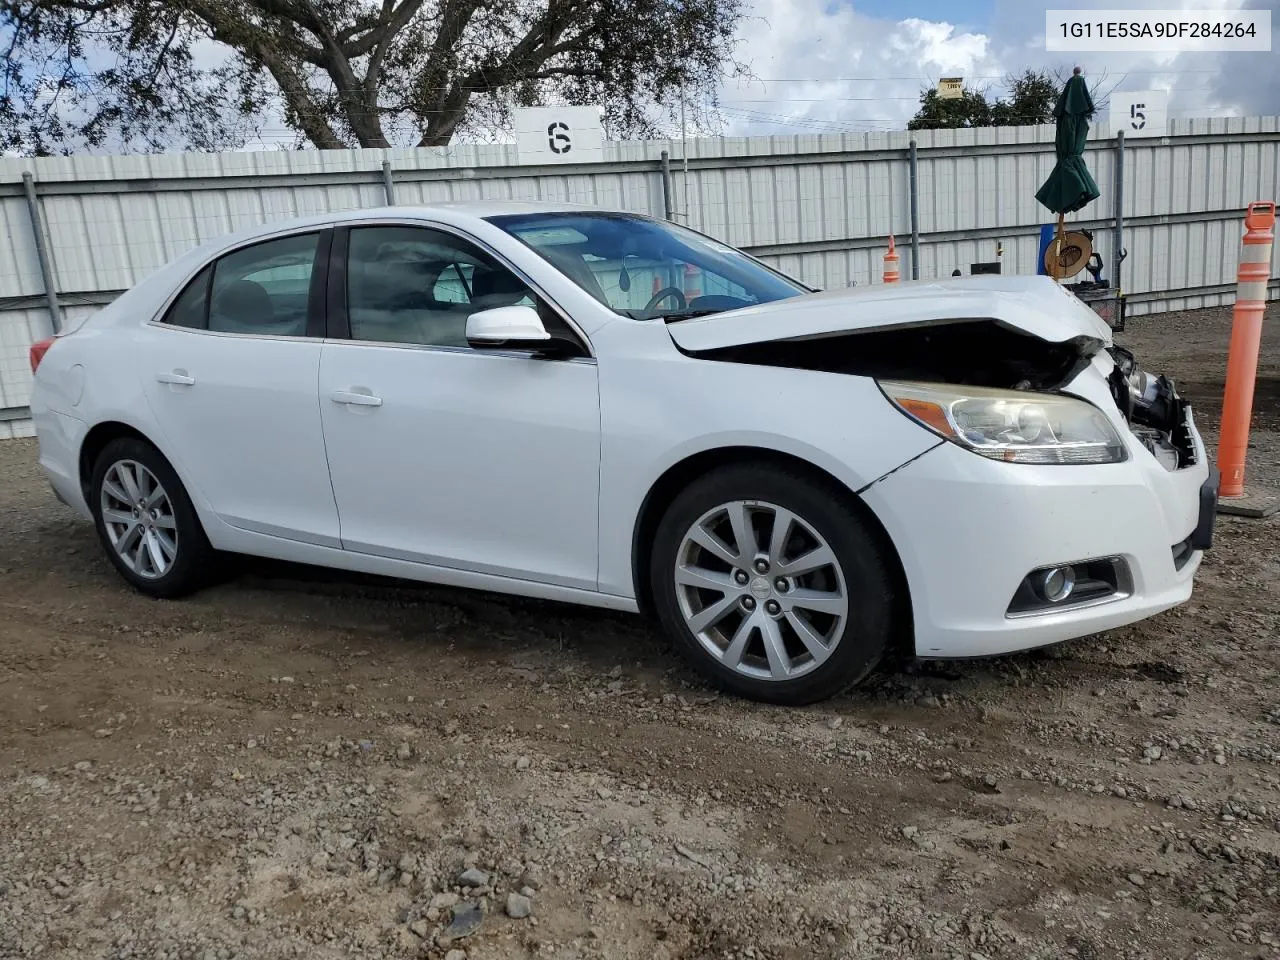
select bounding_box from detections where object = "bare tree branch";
[249,38,346,148]
[345,0,427,59]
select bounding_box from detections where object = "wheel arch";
[78,420,186,506]
[630,446,913,655]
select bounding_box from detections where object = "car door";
[317,223,601,590]
[136,228,341,547]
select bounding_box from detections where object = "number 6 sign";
[547,121,572,155]
[515,106,605,164]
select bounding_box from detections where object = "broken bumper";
[861,412,1214,659]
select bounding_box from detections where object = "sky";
[709,0,1280,136]
[6,0,1277,153]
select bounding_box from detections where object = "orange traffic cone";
[683,262,702,299]
[883,235,900,283]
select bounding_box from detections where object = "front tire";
[650,464,895,705]
[90,437,214,598]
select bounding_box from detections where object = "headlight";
[879,380,1127,464]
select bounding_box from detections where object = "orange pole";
[683,261,702,299]
[883,234,900,283]
[1217,201,1276,497]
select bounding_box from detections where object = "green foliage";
[908,70,1060,131]
[1,0,747,154]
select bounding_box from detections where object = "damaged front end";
[1105,345,1198,471]
[680,314,1200,474]
[683,319,1099,392]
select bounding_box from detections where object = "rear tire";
[89,437,215,598]
[650,464,895,705]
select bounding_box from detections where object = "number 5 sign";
[515,106,605,164]
[1108,90,1168,139]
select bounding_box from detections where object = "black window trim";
[161,263,214,331]
[150,226,334,340]
[306,229,334,339]
[326,225,350,340]
[326,220,594,359]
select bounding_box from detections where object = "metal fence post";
[908,140,920,280]
[381,160,396,205]
[660,150,674,220]
[21,172,62,334]
[1113,130,1126,293]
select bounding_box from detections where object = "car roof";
[260,199,612,233]
[185,200,639,260]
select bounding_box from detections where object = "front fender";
[592,320,936,599]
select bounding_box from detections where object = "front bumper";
[862,392,1215,659]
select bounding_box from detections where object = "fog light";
[1007,558,1131,617]
[1037,565,1076,603]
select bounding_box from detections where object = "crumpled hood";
[666,274,1113,352]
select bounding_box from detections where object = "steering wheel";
[644,286,687,314]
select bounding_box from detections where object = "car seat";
[211,279,278,332]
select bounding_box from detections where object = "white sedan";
[29,202,1218,704]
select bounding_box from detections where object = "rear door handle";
[156,370,195,386]
[330,389,382,407]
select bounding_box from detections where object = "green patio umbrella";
[1036,68,1100,275]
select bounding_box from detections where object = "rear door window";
[160,232,323,336]
[209,233,321,336]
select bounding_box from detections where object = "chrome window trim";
[320,338,597,365]
[145,323,320,344]
[144,224,332,336]
[141,215,595,359]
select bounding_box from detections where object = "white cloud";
[713,0,1009,134]
[714,0,1279,136]
[19,0,1274,152]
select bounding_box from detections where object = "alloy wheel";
[100,459,179,579]
[673,499,849,681]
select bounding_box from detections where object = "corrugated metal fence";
[3,116,1279,437]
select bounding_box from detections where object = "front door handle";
[330,389,382,407]
[156,370,195,386]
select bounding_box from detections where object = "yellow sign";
[938,77,964,99]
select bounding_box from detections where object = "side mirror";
[465,305,552,349]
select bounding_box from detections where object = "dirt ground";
[2,304,1279,960]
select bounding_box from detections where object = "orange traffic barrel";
[883,234,900,283]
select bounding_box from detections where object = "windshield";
[485,212,810,320]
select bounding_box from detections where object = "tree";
[906,87,992,130]
[990,69,1059,126]
[0,0,747,155]
[908,70,1060,131]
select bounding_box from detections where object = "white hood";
[666,274,1113,352]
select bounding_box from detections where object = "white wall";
[3,117,1278,424]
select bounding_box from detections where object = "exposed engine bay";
[680,319,1097,392]
[680,317,1198,472]
[1105,344,1198,470]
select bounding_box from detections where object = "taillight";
[29,337,55,373]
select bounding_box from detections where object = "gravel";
[456,867,489,887]
[439,902,484,943]
[1,305,1278,960]
[505,891,533,918]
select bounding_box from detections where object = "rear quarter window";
[162,266,213,329]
